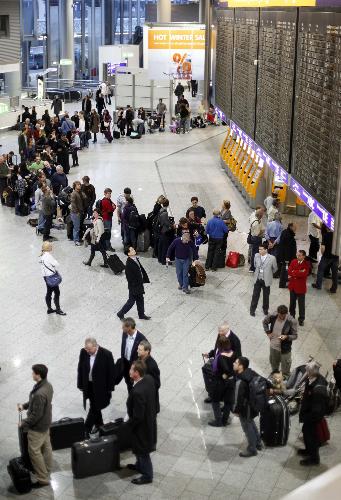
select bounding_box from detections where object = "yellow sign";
[228,0,315,6]
[148,29,205,50]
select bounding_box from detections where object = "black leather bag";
[99,418,131,451]
[7,457,32,494]
[71,435,120,479]
[50,417,85,450]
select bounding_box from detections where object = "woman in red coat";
[288,250,311,326]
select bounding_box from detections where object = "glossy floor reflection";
[0,113,341,500]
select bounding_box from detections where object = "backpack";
[152,214,162,236]
[125,109,134,122]
[195,263,206,286]
[248,373,268,414]
[226,217,237,232]
[128,207,140,229]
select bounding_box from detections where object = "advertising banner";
[144,25,205,80]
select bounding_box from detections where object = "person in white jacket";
[82,208,109,268]
[40,241,66,315]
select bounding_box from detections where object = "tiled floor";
[0,104,341,500]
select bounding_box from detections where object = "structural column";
[203,0,212,107]
[157,0,171,23]
[5,70,21,98]
[59,0,75,81]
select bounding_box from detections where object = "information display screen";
[215,10,234,120]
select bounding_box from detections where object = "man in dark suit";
[120,317,147,392]
[126,360,157,485]
[203,323,242,404]
[77,337,115,435]
[138,340,161,413]
[117,246,151,320]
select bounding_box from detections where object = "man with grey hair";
[248,206,266,272]
[77,337,115,436]
[298,360,328,466]
[265,212,283,262]
[166,232,198,294]
[205,209,228,271]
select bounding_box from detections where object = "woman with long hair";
[40,241,66,315]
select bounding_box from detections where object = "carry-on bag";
[107,254,125,275]
[316,417,330,445]
[260,395,290,446]
[215,248,226,269]
[137,229,150,252]
[99,418,131,451]
[7,457,32,494]
[201,358,215,394]
[226,251,239,268]
[50,417,85,450]
[71,435,120,479]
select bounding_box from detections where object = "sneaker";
[248,269,255,273]
[75,242,81,246]
[178,285,182,290]
[182,288,191,294]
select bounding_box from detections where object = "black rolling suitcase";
[107,254,125,275]
[99,418,131,451]
[215,249,226,269]
[50,417,85,450]
[7,457,32,494]
[201,359,215,394]
[71,435,120,479]
[260,395,290,446]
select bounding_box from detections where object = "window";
[0,15,10,38]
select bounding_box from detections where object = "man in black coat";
[203,322,242,404]
[126,360,157,485]
[120,317,147,392]
[117,246,151,320]
[77,337,115,435]
[138,340,161,413]
[298,361,328,466]
[278,223,297,287]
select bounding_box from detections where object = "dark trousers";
[316,255,338,291]
[0,177,7,204]
[43,214,53,241]
[87,243,107,265]
[72,149,79,166]
[85,382,103,434]
[250,279,270,314]
[205,238,223,270]
[302,422,319,461]
[136,454,153,481]
[308,235,320,262]
[44,281,60,310]
[289,290,305,321]
[118,292,145,318]
[250,236,262,271]
[158,234,172,264]
[123,359,133,392]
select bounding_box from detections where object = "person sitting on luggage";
[17,364,53,488]
[138,340,161,413]
[82,208,108,268]
[203,323,242,403]
[132,117,144,135]
[268,370,285,395]
[208,336,236,427]
[166,233,198,294]
[263,305,298,380]
[298,361,328,466]
[232,357,263,457]
[205,209,228,271]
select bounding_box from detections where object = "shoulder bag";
[43,262,62,287]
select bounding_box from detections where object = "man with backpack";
[233,357,266,457]
[124,105,134,136]
[99,188,116,252]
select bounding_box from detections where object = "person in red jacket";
[100,188,116,252]
[288,250,311,326]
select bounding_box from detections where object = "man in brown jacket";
[70,180,87,245]
[18,364,54,488]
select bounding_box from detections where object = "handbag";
[226,251,239,268]
[44,263,62,287]
[247,220,258,244]
[103,121,110,128]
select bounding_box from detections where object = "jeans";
[289,290,305,321]
[239,415,261,454]
[136,454,153,481]
[212,401,231,425]
[175,257,190,290]
[269,347,292,379]
[71,212,81,242]
[205,238,223,270]
[103,219,112,250]
[308,235,320,262]
[250,279,270,314]
[44,281,60,310]
[316,255,339,291]
[37,210,45,230]
[118,292,145,318]
[85,382,104,434]
[27,429,53,484]
[79,131,87,148]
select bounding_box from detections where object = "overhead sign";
[144,25,205,80]
[215,0,339,6]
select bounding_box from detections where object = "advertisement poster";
[144,25,205,80]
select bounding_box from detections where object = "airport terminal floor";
[1,105,341,500]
